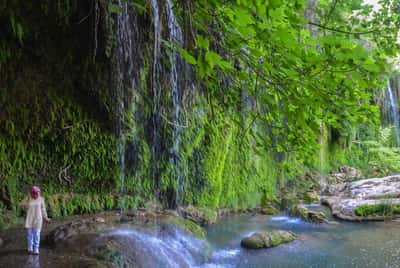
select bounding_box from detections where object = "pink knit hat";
[31,186,41,194]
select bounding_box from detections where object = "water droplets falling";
[115,0,134,213]
[151,0,161,201]
[166,0,184,207]
[386,80,400,146]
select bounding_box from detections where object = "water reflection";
[205,209,400,268]
[26,255,40,268]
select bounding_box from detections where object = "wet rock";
[302,190,320,203]
[325,166,362,185]
[241,230,296,249]
[178,206,217,226]
[289,204,328,223]
[45,219,110,245]
[86,222,211,268]
[95,217,106,223]
[280,193,299,209]
[161,216,206,239]
[339,166,362,178]
[260,205,279,215]
[0,237,3,247]
[217,208,234,218]
[322,175,400,221]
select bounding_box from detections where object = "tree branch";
[308,22,379,35]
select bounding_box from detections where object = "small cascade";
[96,227,210,268]
[166,0,184,207]
[387,80,400,146]
[114,0,135,213]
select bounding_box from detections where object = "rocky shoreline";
[2,169,400,267]
[322,174,400,221]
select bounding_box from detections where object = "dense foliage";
[0,0,399,227]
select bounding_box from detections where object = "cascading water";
[151,0,161,202]
[386,80,400,146]
[166,0,184,207]
[94,227,210,268]
[114,0,135,213]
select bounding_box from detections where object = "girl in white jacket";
[20,186,51,254]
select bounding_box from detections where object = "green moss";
[241,235,265,249]
[45,193,122,218]
[355,203,400,217]
[269,233,283,247]
[172,217,206,239]
[94,246,123,267]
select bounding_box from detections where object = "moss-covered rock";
[302,191,320,203]
[178,206,218,226]
[241,230,296,249]
[355,204,400,217]
[165,216,206,239]
[289,204,328,223]
[260,205,279,215]
[280,191,300,209]
[44,218,112,245]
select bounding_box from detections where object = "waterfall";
[95,227,210,268]
[115,0,135,213]
[151,0,161,201]
[387,81,400,146]
[166,0,184,207]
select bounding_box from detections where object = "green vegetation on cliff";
[0,0,399,226]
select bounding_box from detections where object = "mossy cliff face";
[0,0,293,223]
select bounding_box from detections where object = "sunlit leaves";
[187,0,398,161]
[196,35,209,49]
[178,48,197,65]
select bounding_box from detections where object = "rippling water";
[203,205,400,268]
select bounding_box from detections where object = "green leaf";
[205,51,222,68]
[179,48,197,65]
[197,35,210,50]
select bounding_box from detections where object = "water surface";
[203,206,400,268]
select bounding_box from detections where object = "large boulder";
[289,204,328,223]
[44,218,111,245]
[241,230,296,249]
[322,174,400,221]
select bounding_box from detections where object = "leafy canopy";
[179,0,400,162]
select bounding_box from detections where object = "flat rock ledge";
[241,230,296,249]
[322,174,400,221]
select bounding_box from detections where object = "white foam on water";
[196,263,234,268]
[270,216,291,221]
[287,218,301,224]
[212,249,240,259]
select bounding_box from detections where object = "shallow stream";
[202,205,400,268]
